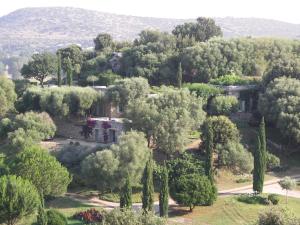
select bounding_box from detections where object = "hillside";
[1,7,300,55]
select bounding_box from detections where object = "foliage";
[253,117,267,194]
[142,158,154,212]
[0,175,40,225]
[257,207,300,225]
[210,74,260,86]
[166,153,205,183]
[210,95,239,115]
[13,111,56,140]
[159,164,169,217]
[237,194,269,205]
[183,83,223,99]
[202,116,239,145]
[279,177,297,192]
[172,17,222,43]
[46,209,68,225]
[66,57,73,86]
[170,174,217,211]
[21,52,57,87]
[120,174,132,209]
[8,128,41,152]
[57,52,62,86]
[94,33,114,52]
[258,77,300,145]
[73,208,103,224]
[0,77,17,117]
[106,77,150,108]
[103,208,166,225]
[11,146,72,197]
[268,194,280,205]
[216,141,254,174]
[177,62,182,88]
[81,131,150,193]
[266,152,280,171]
[19,86,100,117]
[126,87,206,155]
[57,45,83,75]
[205,125,214,181]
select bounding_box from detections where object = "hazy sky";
[0,0,299,24]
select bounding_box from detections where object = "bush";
[210,74,260,86]
[73,208,103,223]
[170,174,217,211]
[183,83,223,99]
[216,141,254,174]
[268,194,280,205]
[47,209,68,225]
[103,209,165,225]
[257,207,300,225]
[210,95,239,115]
[266,152,280,171]
[237,194,269,205]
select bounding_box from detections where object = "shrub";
[210,74,260,86]
[103,209,165,225]
[257,207,300,225]
[268,194,280,205]
[216,141,254,174]
[237,194,269,205]
[170,174,217,211]
[210,95,239,116]
[183,83,223,99]
[47,210,68,225]
[73,208,103,223]
[266,152,280,171]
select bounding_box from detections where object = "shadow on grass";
[46,196,93,209]
[168,205,193,217]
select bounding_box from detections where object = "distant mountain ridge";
[1,7,300,55]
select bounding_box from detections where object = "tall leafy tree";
[159,164,169,217]
[11,146,72,197]
[177,62,183,88]
[21,52,56,87]
[57,52,62,87]
[205,125,214,182]
[0,77,17,117]
[94,33,114,51]
[142,157,154,212]
[0,175,40,225]
[120,174,132,209]
[66,57,73,86]
[253,117,267,194]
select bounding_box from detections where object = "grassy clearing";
[169,195,300,225]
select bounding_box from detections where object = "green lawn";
[170,196,300,225]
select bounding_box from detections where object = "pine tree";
[120,174,132,209]
[36,194,48,225]
[253,117,266,193]
[142,157,154,212]
[66,57,73,86]
[177,62,183,88]
[57,53,62,87]
[159,163,169,217]
[205,125,214,183]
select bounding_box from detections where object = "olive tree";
[210,95,239,116]
[278,176,297,204]
[0,175,40,225]
[81,131,151,193]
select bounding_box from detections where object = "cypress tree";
[120,174,132,209]
[57,53,62,87]
[66,57,73,86]
[142,157,154,212]
[177,62,183,88]
[159,163,169,217]
[253,117,267,193]
[205,125,214,183]
[36,193,48,225]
